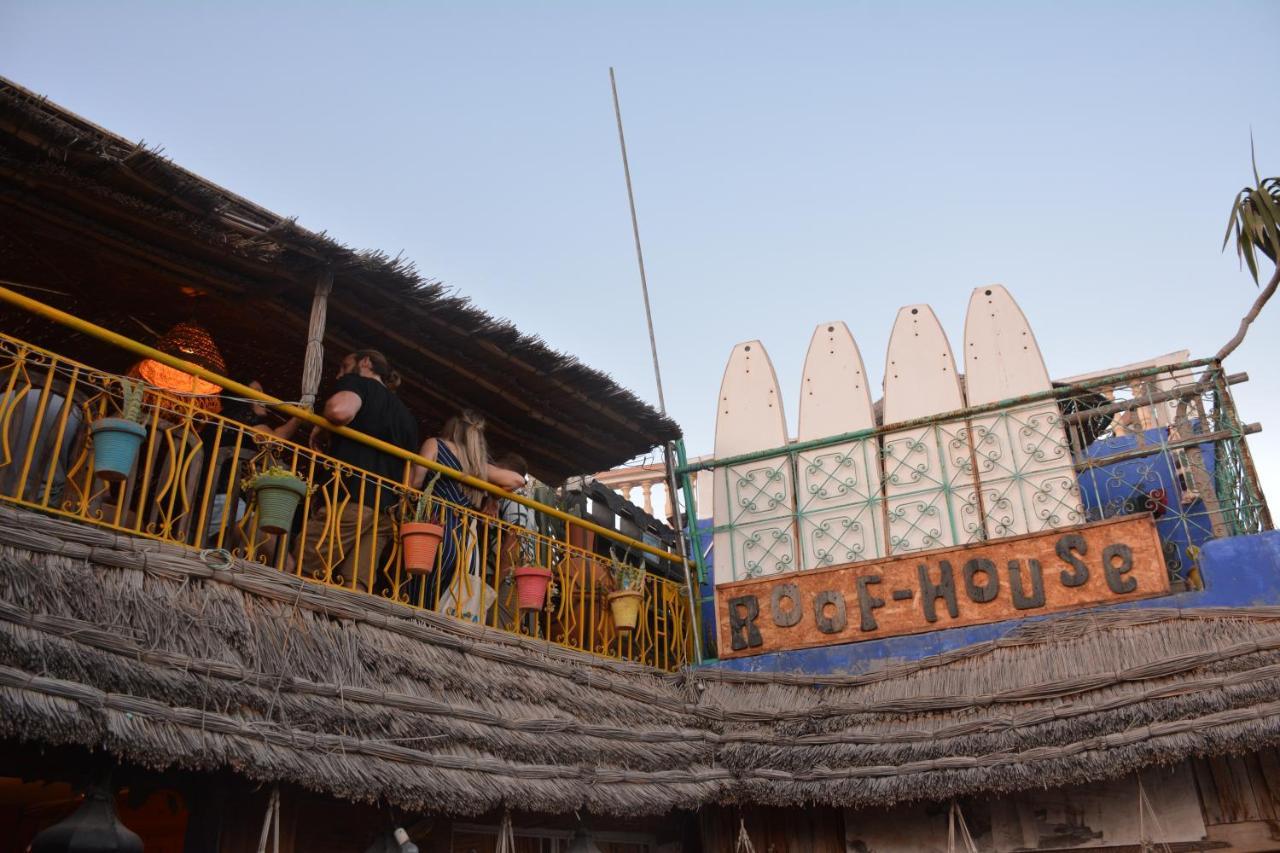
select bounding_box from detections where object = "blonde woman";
[412,410,525,605]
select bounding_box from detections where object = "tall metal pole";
[610,67,667,414]
[609,68,702,663]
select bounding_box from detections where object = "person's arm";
[486,464,527,491]
[249,415,302,442]
[268,416,302,441]
[307,423,329,451]
[323,391,362,425]
[322,375,366,426]
[410,437,438,488]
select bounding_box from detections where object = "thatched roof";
[2,505,1279,817]
[0,76,680,482]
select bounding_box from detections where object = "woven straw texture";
[1,505,1278,817]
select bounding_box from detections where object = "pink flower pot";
[513,565,553,611]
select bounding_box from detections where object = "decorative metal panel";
[970,402,1085,538]
[796,439,883,570]
[713,455,796,581]
[883,420,983,554]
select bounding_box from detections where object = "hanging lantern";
[135,322,226,415]
[30,779,143,853]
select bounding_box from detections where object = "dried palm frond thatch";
[0,77,679,482]
[1,506,1279,817]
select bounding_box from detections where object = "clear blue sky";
[4,1,1280,498]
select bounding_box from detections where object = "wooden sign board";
[716,514,1169,659]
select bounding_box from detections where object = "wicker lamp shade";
[137,322,225,414]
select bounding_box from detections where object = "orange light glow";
[137,360,222,397]
[134,322,227,415]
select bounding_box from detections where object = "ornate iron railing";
[685,359,1270,592]
[0,331,695,670]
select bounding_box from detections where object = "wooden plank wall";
[1191,748,1280,851]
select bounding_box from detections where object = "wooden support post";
[299,268,334,410]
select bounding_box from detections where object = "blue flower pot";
[90,417,147,482]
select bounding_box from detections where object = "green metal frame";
[677,358,1220,477]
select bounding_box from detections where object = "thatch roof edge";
[0,76,681,479]
[2,507,1279,816]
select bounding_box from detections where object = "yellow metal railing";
[0,330,695,670]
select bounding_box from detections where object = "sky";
[4,1,1280,504]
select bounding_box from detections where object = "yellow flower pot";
[607,589,643,632]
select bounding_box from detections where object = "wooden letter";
[1056,532,1090,587]
[728,595,763,650]
[770,583,803,628]
[714,516,1168,659]
[962,558,999,604]
[1008,559,1046,610]
[918,560,959,623]
[1103,543,1137,593]
[812,590,848,634]
[855,574,885,631]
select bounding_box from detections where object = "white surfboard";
[964,285,1084,537]
[712,340,796,586]
[795,321,883,570]
[882,305,982,554]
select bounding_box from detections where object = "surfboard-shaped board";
[796,321,883,569]
[712,340,796,586]
[964,285,1084,537]
[882,305,982,554]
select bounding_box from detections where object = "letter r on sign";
[727,595,764,650]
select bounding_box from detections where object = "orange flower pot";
[401,521,444,575]
[513,565,553,611]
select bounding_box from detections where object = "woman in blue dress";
[411,410,526,609]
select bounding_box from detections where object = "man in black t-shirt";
[304,349,418,591]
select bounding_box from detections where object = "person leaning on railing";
[410,411,525,608]
[306,350,418,591]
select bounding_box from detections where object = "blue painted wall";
[700,528,1280,675]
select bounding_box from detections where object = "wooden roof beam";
[324,299,627,460]
[224,290,593,478]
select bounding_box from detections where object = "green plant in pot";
[606,548,646,632]
[243,464,308,535]
[401,471,444,575]
[90,378,149,482]
[512,531,553,611]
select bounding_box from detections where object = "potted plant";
[401,471,444,575]
[607,549,646,632]
[243,465,308,535]
[512,532,553,611]
[90,378,148,482]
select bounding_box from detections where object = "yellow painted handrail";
[0,283,686,568]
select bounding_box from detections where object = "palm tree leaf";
[1224,154,1280,284]
[1248,184,1280,262]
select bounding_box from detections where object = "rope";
[1136,775,1173,853]
[199,548,234,570]
[255,784,280,853]
[495,809,516,853]
[734,817,756,853]
[947,801,979,853]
